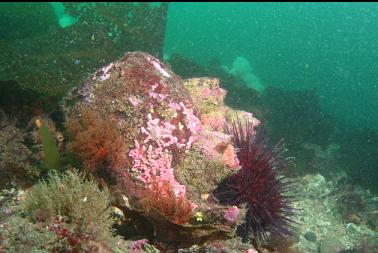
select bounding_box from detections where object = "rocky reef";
[1,49,377,253]
[61,51,269,251]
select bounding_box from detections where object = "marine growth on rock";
[62,51,295,249]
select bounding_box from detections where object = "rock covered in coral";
[62,51,261,248]
[183,77,259,170]
[63,51,258,194]
[64,52,197,194]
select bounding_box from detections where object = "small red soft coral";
[215,119,296,244]
[138,179,193,225]
[66,107,128,174]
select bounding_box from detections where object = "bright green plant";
[39,123,61,171]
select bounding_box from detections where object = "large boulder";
[62,51,260,249]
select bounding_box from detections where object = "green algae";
[176,149,232,197]
[39,123,61,171]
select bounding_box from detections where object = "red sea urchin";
[214,119,296,244]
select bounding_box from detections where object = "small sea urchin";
[215,119,296,244]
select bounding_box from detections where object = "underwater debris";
[227,56,265,93]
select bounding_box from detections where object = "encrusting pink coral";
[182,77,261,170]
[219,143,240,169]
[128,96,143,107]
[128,74,203,198]
[141,114,178,148]
[223,206,241,223]
[129,239,148,253]
[128,140,186,195]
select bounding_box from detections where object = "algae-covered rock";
[63,52,259,196]
[0,111,37,188]
[176,149,232,201]
[62,51,261,248]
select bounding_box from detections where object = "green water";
[164,3,378,191]
[165,2,378,131]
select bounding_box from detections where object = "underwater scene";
[0,2,377,253]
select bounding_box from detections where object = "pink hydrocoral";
[168,101,182,111]
[200,110,227,131]
[166,101,203,150]
[129,140,186,195]
[223,206,241,223]
[141,114,178,148]
[128,96,143,107]
[179,102,203,149]
[194,129,240,169]
[148,83,168,101]
[129,239,149,253]
[129,94,203,197]
[198,85,227,104]
[180,102,202,135]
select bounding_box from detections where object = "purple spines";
[215,118,297,244]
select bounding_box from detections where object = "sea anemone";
[214,118,296,244]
